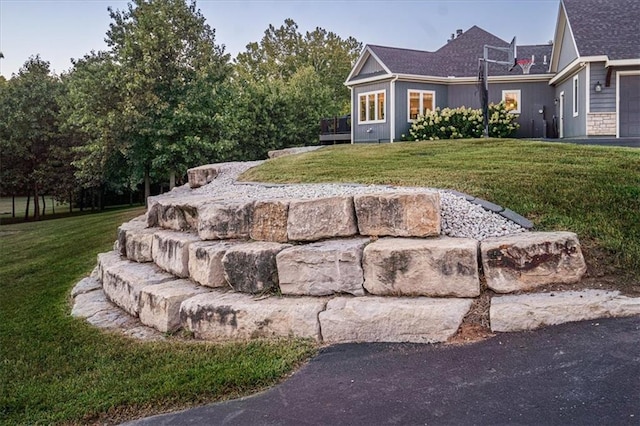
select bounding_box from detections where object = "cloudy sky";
[0,0,559,78]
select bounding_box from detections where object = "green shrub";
[407,102,519,141]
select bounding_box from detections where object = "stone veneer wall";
[586,112,616,136]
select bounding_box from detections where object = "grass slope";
[0,208,315,425]
[242,139,640,280]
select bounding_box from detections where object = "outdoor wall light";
[554,98,559,105]
[595,81,602,92]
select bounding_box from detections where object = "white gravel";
[168,161,526,240]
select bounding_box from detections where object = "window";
[502,90,521,114]
[572,75,579,117]
[358,90,386,123]
[407,90,435,121]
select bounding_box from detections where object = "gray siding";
[448,81,555,138]
[590,62,615,113]
[558,21,578,71]
[556,68,587,137]
[353,81,392,143]
[360,55,385,76]
[395,81,449,139]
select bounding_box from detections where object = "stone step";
[362,237,480,297]
[481,231,587,293]
[152,230,201,277]
[222,242,291,293]
[490,290,640,332]
[319,296,473,344]
[180,291,328,341]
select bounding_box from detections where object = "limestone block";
[102,259,174,316]
[152,230,201,278]
[490,290,640,332]
[97,251,128,282]
[197,200,254,240]
[250,199,289,242]
[188,241,243,288]
[222,242,291,293]
[319,297,473,343]
[180,291,327,341]
[481,231,587,293]
[276,238,369,296]
[287,196,357,242]
[139,279,210,333]
[72,289,114,318]
[354,192,441,237]
[117,215,148,256]
[71,276,102,298]
[187,164,220,188]
[124,227,157,263]
[362,237,480,297]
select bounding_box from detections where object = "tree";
[105,0,231,199]
[0,56,62,220]
[235,19,361,114]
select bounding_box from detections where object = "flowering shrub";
[407,102,519,141]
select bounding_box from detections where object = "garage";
[618,73,640,137]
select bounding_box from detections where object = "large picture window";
[572,75,579,117]
[408,90,435,121]
[358,90,385,123]
[502,89,521,114]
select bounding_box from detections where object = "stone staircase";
[72,161,640,343]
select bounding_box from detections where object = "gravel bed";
[169,161,526,240]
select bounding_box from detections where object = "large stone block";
[287,196,358,241]
[139,279,210,333]
[97,251,128,282]
[116,215,148,256]
[124,227,157,263]
[197,200,254,240]
[180,291,327,341]
[188,241,243,288]
[250,199,289,242]
[152,230,201,278]
[481,231,587,293]
[362,237,480,297]
[319,297,472,343]
[354,192,441,237]
[276,238,369,296]
[187,164,220,188]
[222,242,291,293]
[147,197,202,231]
[102,260,174,316]
[490,290,640,332]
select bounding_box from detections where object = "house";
[344,0,639,143]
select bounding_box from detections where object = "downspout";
[390,74,399,142]
[350,86,354,144]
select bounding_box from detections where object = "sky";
[0,0,559,79]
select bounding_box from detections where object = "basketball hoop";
[517,58,533,75]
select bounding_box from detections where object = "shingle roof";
[360,26,552,80]
[563,0,640,60]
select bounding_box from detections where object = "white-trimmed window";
[572,75,579,117]
[502,89,521,114]
[358,90,385,124]
[407,90,436,121]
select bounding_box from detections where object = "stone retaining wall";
[70,161,637,344]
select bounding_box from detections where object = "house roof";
[563,0,640,60]
[350,25,552,83]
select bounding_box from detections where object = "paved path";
[126,316,640,425]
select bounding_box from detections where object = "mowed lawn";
[242,139,640,283]
[0,208,315,425]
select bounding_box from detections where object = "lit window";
[358,90,386,123]
[408,90,435,121]
[502,90,521,114]
[573,75,579,117]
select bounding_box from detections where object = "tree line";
[0,0,361,220]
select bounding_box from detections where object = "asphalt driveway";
[125,316,640,425]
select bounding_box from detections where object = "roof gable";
[562,0,640,60]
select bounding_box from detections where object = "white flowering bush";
[407,102,519,141]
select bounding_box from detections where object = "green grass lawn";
[0,208,315,425]
[242,139,640,282]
